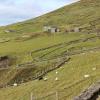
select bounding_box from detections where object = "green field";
[0,0,100,100]
[0,32,100,100]
[0,49,100,100]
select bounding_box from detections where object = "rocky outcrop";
[0,56,11,68]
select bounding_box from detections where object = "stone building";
[43,26,51,32]
[74,27,80,32]
[66,27,81,33]
[43,26,60,33]
[4,30,15,33]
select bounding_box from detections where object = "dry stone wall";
[74,81,100,100]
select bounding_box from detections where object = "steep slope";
[0,0,100,35]
[0,0,100,100]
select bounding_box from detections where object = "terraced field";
[0,47,100,100]
[0,33,93,85]
[0,32,100,100]
[0,33,98,85]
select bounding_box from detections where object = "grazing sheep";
[92,67,96,71]
[55,77,58,81]
[56,71,58,74]
[44,77,47,81]
[84,74,90,78]
[13,83,18,87]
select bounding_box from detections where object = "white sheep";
[92,67,96,71]
[56,71,58,74]
[84,74,90,78]
[55,77,58,81]
[13,83,18,87]
[44,77,47,81]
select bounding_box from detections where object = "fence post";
[56,91,59,100]
[30,92,34,100]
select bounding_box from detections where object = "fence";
[41,46,100,60]
[0,57,70,88]
[30,36,100,61]
[0,45,100,88]
[0,36,100,89]
[31,35,99,54]
[30,36,100,60]
[18,72,100,100]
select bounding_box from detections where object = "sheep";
[92,67,96,71]
[13,83,18,87]
[84,74,90,78]
[56,71,58,74]
[55,77,58,81]
[43,77,48,81]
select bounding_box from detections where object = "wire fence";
[0,57,70,88]
[18,72,100,100]
[0,36,100,99]
[30,36,100,60]
[0,45,100,88]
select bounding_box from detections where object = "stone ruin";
[66,27,81,33]
[0,56,11,68]
[73,81,100,100]
[4,30,16,33]
[43,25,60,33]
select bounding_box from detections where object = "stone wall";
[74,81,100,100]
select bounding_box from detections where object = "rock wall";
[74,81,100,100]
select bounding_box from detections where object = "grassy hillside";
[0,32,100,100]
[0,49,100,100]
[0,33,95,86]
[0,0,100,100]
[0,0,100,36]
